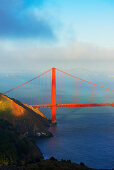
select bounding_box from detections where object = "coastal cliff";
[0,93,52,165]
[0,93,52,137]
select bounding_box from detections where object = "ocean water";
[37,107,114,169]
[1,72,114,169]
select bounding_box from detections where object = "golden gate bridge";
[4,67,114,123]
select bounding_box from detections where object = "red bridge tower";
[51,67,57,123]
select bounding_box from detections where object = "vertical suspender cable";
[76,79,77,104]
[84,82,86,103]
[92,85,93,103]
[31,83,32,105]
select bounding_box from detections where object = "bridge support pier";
[51,67,57,123]
[51,106,57,123]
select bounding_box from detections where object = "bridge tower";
[51,67,57,123]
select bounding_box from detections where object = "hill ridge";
[0,93,52,137]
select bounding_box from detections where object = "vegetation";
[0,157,92,170]
[0,119,42,166]
[0,93,53,166]
[23,157,90,170]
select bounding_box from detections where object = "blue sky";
[0,0,114,86]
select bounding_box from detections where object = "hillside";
[0,119,43,166]
[0,93,52,137]
[24,158,91,170]
[0,157,92,170]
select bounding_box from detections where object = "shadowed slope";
[0,119,43,166]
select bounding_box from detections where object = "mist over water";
[37,107,114,169]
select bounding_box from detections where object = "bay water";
[37,107,114,169]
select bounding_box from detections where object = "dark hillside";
[0,119,43,166]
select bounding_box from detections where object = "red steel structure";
[51,68,57,123]
[4,67,114,123]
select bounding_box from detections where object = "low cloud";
[108,75,114,78]
[0,40,113,74]
[7,41,113,62]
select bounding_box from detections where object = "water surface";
[37,107,114,169]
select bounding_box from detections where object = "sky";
[0,0,114,88]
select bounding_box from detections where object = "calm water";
[37,107,114,169]
[1,73,114,169]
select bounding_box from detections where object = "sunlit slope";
[0,93,51,137]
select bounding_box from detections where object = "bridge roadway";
[30,103,114,108]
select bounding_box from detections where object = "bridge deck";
[30,103,114,108]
